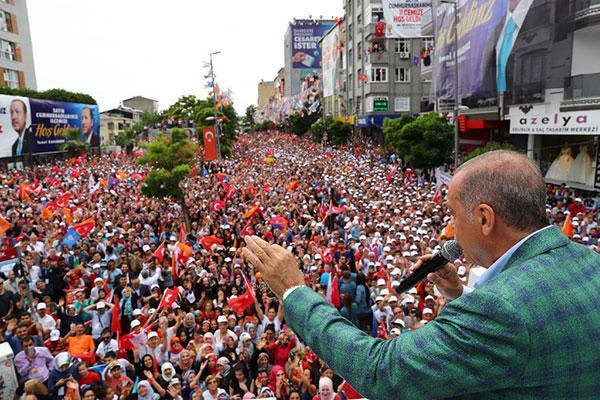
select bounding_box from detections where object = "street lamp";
[441,0,460,168]
[209,51,222,159]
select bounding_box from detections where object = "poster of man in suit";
[0,95,31,158]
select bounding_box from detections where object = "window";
[395,67,411,82]
[348,23,353,41]
[395,97,411,112]
[371,7,384,22]
[395,39,410,53]
[357,13,362,25]
[357,42,362,60]
[0,39,15,61]
[4,68,18,89]
[422,37,434,52]
[371,67,388,82]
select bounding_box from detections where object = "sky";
[27,0,344,114]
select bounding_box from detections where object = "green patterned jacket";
[284,226,600,399]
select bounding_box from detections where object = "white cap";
[375,295,384,302]
[408,287,418,294]
[402,295,415,304]
[376,279,386,286]
[148,308,156,314]
[94,277,103,283]
[392,319,406,327]
[143,245,151,253]
[391,281,400,288]
[314,254,321,260]
[133,309,142,316]
[50,329,60,341]
[37,303,46,310]
[310,265,318,271]
[391,268,401,276]
[130,319,141,328]
[423,308,433,315]
[96,301,106,309]
[425,295,435,301]
[390,328,401,336]
[170,235,177,241]
[147,331,158,339]
[389,296,398,303]
[217,315,228,323]
[224,257,232,263]
[380,289,389,296]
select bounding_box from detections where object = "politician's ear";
[476,204,496,236]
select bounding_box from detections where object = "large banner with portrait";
[432,0,535,100]
[0,94,100,158]
[382,0,430,38]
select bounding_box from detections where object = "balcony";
[562,73,600,110]
[574,0,600,29]
[512,82,544,104]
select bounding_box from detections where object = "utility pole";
[209,51,222,159]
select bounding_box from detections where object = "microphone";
[395,240,463,294]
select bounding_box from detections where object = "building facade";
[0,0,36,89]
[99,106,142,146]
[257,80,275,109]
[122,96,158,113]
[343,0,432,140]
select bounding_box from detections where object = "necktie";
[16,137,23,155]
[497,18,518,93]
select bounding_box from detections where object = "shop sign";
[509,110,600,135]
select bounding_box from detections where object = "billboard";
[382,0,430,38]
[321,25,340,98]
[509,110,600,136]
[0,94,100,158]
[289,21,335,95]
[432,0,534,100]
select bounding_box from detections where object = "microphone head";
[440,240,462,261]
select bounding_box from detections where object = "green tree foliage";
[142,110,161,127]
[242,105,256,130]
[137,128,197,225]
[253,120,275,132]
[115,129,138,148]
[384,112,453,169]
[310,117,353,145]
[461,141,516,164]
[163,96,239,158]
[289,112,320,136]
[0,87,96,104]
[60,128,87,156]
[383,114,415,148]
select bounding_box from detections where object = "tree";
[115,129,137,149]
[310,117,329,143]
[383,114,415,149]
[0,87,96,104]
[142,110,161,128]
[289,112,320,136]
[461,141,515,164]
[310,117,353,145]
[163,95,199,122]
[242,105,256,130]
[137,128,198,227]
[60,128,87,156]
[385,112,453,169]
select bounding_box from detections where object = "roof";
[121,95,158,103]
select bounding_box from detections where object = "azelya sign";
[509,110,600,135]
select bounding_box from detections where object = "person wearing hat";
[213,315,238,348]
[44,329,67,356]
[47,352,77,398]
[84,299,114,340]
[96,327,119,362]
[105,362,134,397]
[244,151,600,398]
[14,335,54,385]
[36,302,56,338]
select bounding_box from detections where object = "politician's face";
[10,101,26,134]
[81,108,93,136]
[447,174,486,266]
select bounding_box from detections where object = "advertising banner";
[321,25,339,98]
[0,94,100,158]
[203,127,218,161]
[382,0,430,38]
[432,0,534,100]
[290,21,335,95]
[509,110,600,135]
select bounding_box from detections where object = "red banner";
[203,127,218,161]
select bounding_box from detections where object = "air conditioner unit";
[398,52,410,59]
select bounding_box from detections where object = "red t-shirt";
[268,337,296,367]
[78,370,101,386]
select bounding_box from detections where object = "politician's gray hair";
[454,150,548,232]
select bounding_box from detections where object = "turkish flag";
[228,274,255,314]
[154,241,166,263]
[73,218,95,237]
[433,188,442,206]
[111,295,121,335]
[55,193,74,208]
[203,127,218,161]
[158,287,179,310]
[201,235,223,250]
[212,199,226,212]
[339,381,364,399]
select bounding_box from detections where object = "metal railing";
[564,73,600,99]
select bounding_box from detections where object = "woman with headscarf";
[169,337,184,363]
[312,377,341,400]
[268,365,290,400]
[47,351,78,398]
[176,349,198,376]
[125,380,160,400]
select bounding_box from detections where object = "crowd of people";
[0,133,597,400]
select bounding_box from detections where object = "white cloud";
[28,0,343,114]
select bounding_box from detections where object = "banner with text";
[509,110,600,135]
[383,0,430,38]
[321,25,340,98]
[0,94,100,158]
